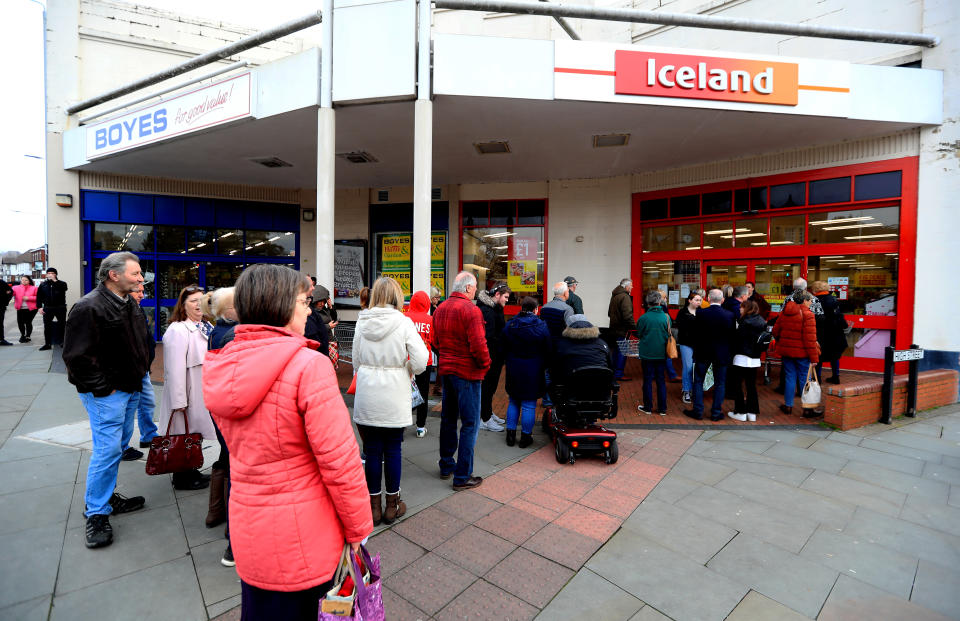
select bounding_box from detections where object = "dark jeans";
[612,347,627,379]
[729,365,759,415]
[438,375,481,486]
[214,420,231,537]
[17,309,38,338]
[816,359,840,382]
[692,361,727,417]
[0,306,6,342]
[357,425,403,494]
[415,368,432,428]
[241,578,333,621]
[480,356,503,422]
[641,359,667,412]
[42,306,66,346]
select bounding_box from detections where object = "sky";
[1,0,324,255]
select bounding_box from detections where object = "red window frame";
[631,156,918,373]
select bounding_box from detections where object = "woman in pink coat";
[12,276,39,343]
[160,284,217,490]
[203,264,372,620]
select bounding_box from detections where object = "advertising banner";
[334,240,366,307]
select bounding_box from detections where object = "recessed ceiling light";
[337,151,379,164]
[474,141,511,155]
[248,156,293,168]
[593,133,630,148]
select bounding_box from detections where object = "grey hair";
[732,285,748,299]
[98,252,139,282]
[207,287,235,319]
[429,286,441,298]
[793,277,808,291]
[620,278,632,288]
[707,289,724,303]
[644,290,662,307]
[452,271,476,293]
[552,281,568,298]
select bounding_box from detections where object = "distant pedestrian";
[202,264,372,619]
[37,267,68,350]
[564,276,583,315]
[812,281,846,385]
[540,281,574,407]
[675,291,702,404]
[502,296,550,448]
[773,290,820,418]
[120,284,158,462]
[745,281,771,319]
[478,284,510,432]
[722,285,749,322]
[635,290,672,416]
[434,272,491,491]
[406,290,435,438]
[607,278,635,381]
[0,279,12,346]
[683,289,736,422]
[727,300,766,422]
[63,252,150,548]
[304,295,331,357]
[12,275,39,343]
[429,286,443,396]
[658,290,681,382]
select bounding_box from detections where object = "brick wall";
[823,369,959,431]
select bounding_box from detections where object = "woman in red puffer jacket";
[203,264,372,621]
[772,290,820,417]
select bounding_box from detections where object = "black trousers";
[414,367,432,428]
[241,578,333,621]
[729,365,759,415]
[17,309,39,338]
[480,356,504,422]
[0,306,6,342]
[42,307,66,346]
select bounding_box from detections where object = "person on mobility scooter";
[544,314,620,465]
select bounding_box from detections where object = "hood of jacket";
[203,325,318,421]
[409,290,431,314]
[356,306,406,342]
[313,284,330,301]
[611,285,628,298]
[562,325,600,340]
[477,290,496,308]
[780,299,801,318]
[645,305,664,315]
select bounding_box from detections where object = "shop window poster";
[334,240,366,307]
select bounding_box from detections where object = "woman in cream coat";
[160,284,217,490]
[352,277,428,526]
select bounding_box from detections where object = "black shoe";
[139,440,154,448]
[24,336,31,342]
[172,471,210,491]
[109,492,145,514]
[683,409,703,421]
[518,433,534,449]
[802,408,822,419]
[773,385,785,395]
[85,515,113,548]
[828,376,841,385]
[38,344,52,351]
[0,340,12,347]
[710,414,724,422]
[18,336,27,343]
[221,543,235,567]
[439,471,452,480]
[121,447,143,461]
[453,476,483,491]
[506,429,516,447]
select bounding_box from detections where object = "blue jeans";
[438,375,481,486]
[357,425,403,494]
[664,357,679,379]
[541,368,553,407]
[678,345,694,393]
[506,398,537,435]
[78,390,140,516]
[135,372,158,443]
[692,361,727,418]
[782,356,810,407]
[612,347,627,379]
[641,359,667,412]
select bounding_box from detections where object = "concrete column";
[412,98,433,294]
[315,106,336,290]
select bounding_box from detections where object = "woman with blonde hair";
[352,277,428,525]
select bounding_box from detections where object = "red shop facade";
[630,156,917,373]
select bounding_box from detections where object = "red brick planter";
[823,369,959,430]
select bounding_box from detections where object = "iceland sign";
[85,73,251,159]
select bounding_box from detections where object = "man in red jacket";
[433,272,491,490]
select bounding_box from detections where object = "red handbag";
[145,409,204,476]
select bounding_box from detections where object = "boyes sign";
[85,73,252,160]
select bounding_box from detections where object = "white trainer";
[746,413,757,422]
[727,412,747,422]
[490,414,506,425]
[416,427,427,438]
[480,418,505,432]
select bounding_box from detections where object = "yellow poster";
[507,260,538,292]
[431,271,445,295]
[381,271,411,297]
[381,234,412,271]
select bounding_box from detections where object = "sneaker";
[121,447,143,461]
[682,391,692,404]
[109,492,145,514]
[416,427,427,438]
[637,405,651,414]
[452,476,483,491]
[38,344,52,351]
[18,336,27,343]
[490,413,505,425]
[480,418,505,432]
[727,412,747,422]
[85,515,113,548]
[221,543,235,567]
[0,341,12,347]
[657,410,667,416]
[746,413,757,422]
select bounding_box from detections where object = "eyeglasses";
[296,297,311,308]
[306,296,314,303]
[182,285,201,294]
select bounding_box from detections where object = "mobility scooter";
[542,366,619,465]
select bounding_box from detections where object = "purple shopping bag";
[318,545,382,621]
[352,545,383,621]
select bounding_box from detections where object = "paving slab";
[841,507,960,569]
[763,442,849,473]
[384,552,477,616]
[869,429,960,459]
[901,423,945,438]
[859,437,945,463]
[702,456,813,486]
[191,538,241,606]
[669,454,734,486]
[645,473,702,505]
[382,586,431,621]
[923,461,960,487]
[725,590,809,621]
[911,560,960,620]
[839,460,949,502]
[621,498,737,564]
[629,605,674,620]
[434,525,516,576]
[366,530,427,579]
[717,470,856,529]
[535,568,642,621]
[818,574,952,621]
[799,527,918,599]
[801,471,906,517]
[706,533,837,618]
[899,494,960,538]
[0,522,64,609]
[485,546,574,608]
[808,438,923,475]
[586,529,748,621]
[825,431,862,445]
[0,450,80,496]
[207,594,242,620]
[434,578,538,621]
[0,437,80,463]
[0,596,51,621]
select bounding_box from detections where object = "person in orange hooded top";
[407,290,435,437]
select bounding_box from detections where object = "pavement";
[1,309,959,620]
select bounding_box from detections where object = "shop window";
[642,223,700,252]
[642,260,700,307]
[216,229,243,256]
[702,220,736,250]
[462,202,489,226]
[206,263,245,290]
[769,215,805,245]
[156,226,186,253]
[734,218,768,247]
[855,171,902,201]
[490,200,516,226]
[749,187,768,211]
[770,182,806,209]
[462,227,543,303]
[91,223,153,253]
[246,231,296,257]
[140,259,155,299]
[809,177,851,205]
[640,198,668,221]
[155,261,199,300]
[186,228,215,254]
[143,306,155,337]
[701,191,731,216]
[807,253,898,315]
[670,195,699,218]
[753,261,801,312]
[517,199,545,225]
[808,206,899,244]
[375,231,447,298]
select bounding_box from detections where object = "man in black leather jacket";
[37,267,68,350]
[63,252,150,549]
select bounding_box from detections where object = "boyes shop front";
[60,32,942,372]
